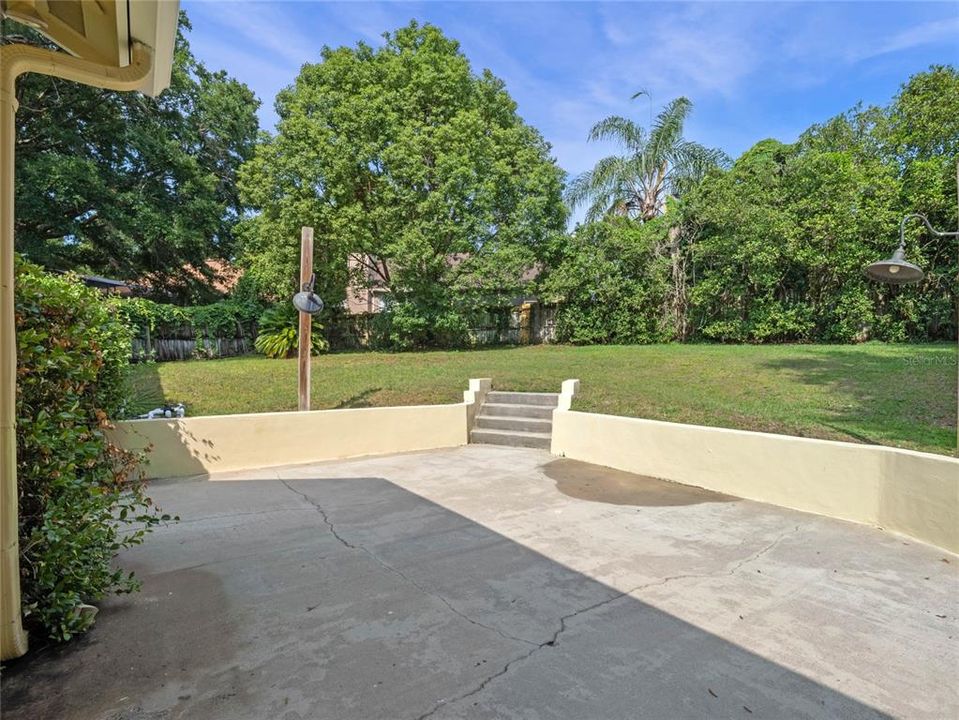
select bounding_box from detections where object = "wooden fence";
[329,303,558,350]
[131,333,253,362]
[131,304,558,360]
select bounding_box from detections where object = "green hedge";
[15,258,171,642]
[116,296,262,340]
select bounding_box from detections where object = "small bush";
[15,258,170,642]
[255,303,329,358]
[368,301,474,350]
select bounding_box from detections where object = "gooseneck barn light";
[865,201,959,457]
[865,214,958,286]
[292,273,324,315]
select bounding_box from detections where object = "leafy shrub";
[255,303,329,358]
[432,310,471,348]
[383,302,432,350]
[115,296,263,341]
[543,219,674,345]
[15,258,171,641]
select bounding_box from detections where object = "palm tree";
[567,93,727,223]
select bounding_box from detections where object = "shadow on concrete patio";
[1,471,896,720]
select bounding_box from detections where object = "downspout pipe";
[1,41,153,661]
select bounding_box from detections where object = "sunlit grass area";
[129,343,957,456]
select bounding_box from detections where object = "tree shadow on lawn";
[334,387,383,408]
[1,475,901,720]
[125,360,167,417]
[759,346,957,453]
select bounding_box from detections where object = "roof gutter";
[0,40,153,661]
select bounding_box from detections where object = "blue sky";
[183,0,958,183]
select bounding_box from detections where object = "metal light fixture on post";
[865,214,956,285]
[293,273,324,315]
[865,203,959,456]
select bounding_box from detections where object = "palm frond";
[588,116,646,153]
[667,141,729,196]
[567,155,641,222]
[648,97,693,168]
[565,169,596,210]
[573,93,719,222]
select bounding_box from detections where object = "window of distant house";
[373,292,391,312]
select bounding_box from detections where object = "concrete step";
[486,391,559,407]
[470,428,552,450]
[475,415,552,433]
[479,403,554,420]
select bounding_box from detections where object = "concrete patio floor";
[3,445,957,719]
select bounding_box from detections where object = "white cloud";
[318,2,400,45]
[591,3,767,103]
[187,1,318,67]
[850,16,959,62]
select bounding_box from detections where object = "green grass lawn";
[129,343,958,456]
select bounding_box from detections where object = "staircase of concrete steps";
[470,391,559,450]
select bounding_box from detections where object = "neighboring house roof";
[133,259,243,297]
[344,252,543,315]
[185,259,243,295]
[76,274,131,294]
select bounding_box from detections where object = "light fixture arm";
[302,273,316,294]
[899,213,959,250]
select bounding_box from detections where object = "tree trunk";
[667,226,689,341]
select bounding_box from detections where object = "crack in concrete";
[281,479,805,720]
[414,584,644,720]
[281,480,361,550]
[414,523,806,719]
[280,480,539,647]
[727,524,802,576]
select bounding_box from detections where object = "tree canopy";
[547,66,958,344]
[566,94,727,223]
[238,21,566,346]
[6,13,260,302]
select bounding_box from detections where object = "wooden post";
[298,226,314,412]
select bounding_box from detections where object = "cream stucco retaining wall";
[110,403,469,480]
[551,410,959,553]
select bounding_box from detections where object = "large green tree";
[5,14,259,302]
[554,66,957,345]
[238,22,566,347]
[680,65,958,343]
